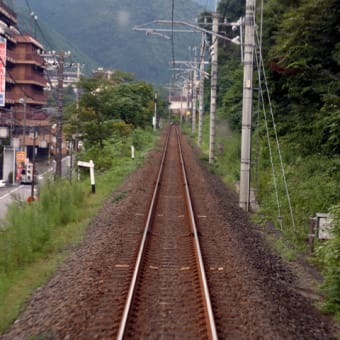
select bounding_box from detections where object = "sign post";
[77,160,95,193]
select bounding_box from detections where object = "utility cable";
[254,51,282,229]
[255,31,296,230]
[24,0,32,12]
[23,0,55,49]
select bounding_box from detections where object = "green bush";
[0,179,86,275]
[316,204,340,317]
[132,127,154,150]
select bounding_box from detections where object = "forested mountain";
[10,0,204,84]
[13,5,99,73]
[192,0,215,10]
[216,0,340,157]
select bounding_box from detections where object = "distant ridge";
[11,0,205,84]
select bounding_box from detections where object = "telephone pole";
[191,48,198,134]
[209,12,219,164]
[55,51,65,178]
[239,0,256,210]
[153,92,157,130]
[40,50,71,178]
[198,33,206,145]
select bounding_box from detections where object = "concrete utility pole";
[186,77,191,122]
[19,98,27,154]
[153,92,157,130]
[39,50,72,178]
[191,48,197,134]
[55,51,65,178]
[198,33,206,145]
[70,62,82,181]
[209,12,219,164]
[239,0,256,211]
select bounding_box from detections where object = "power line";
[171,0,176,66]
[23,0,55,49]
[24,0,32,12]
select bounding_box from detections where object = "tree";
[266,0,340,155]
[74,73,154,149]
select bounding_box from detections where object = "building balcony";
[5,91,47,106]
[5,75,15,84]
[6,49,16,64]
[0,2,17,26]
[14,72,47,88]
[7,51,45,67]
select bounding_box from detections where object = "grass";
[0,128,157,334]
[187,115,340,317]
[183,116,241,187]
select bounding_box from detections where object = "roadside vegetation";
[191,0,340,318]
[0,71,160,333]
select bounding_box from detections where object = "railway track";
[117,125,217,339]
[2,125,335,340]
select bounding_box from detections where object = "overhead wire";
[255,28,296,230]
[254,51,282,229]
[23,0,55,49]
[22,0,70,100]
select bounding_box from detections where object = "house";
[0,1,50,181]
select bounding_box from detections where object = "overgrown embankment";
[185,117,339,319]
[0,127,156,333]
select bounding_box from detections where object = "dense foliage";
[316,204,340,316]
[205,0,340,316]
[266,0,340,156]
[63,72,162,170]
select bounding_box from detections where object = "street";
[0,184,32,219]
[0,156,72,220]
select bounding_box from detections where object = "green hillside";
[11,0,205,84]
[12,5,98,74]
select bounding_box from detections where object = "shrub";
[0,179,86,275]
[316,204,340,317]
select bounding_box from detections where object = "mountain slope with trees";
[209,0,340,317]
[11,0,204,84]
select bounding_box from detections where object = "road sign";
[16,151,26,164]
[77,160,94,168]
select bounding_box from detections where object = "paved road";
[0,184,32,219]
[0,156,72,220]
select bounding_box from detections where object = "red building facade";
[0,1,49,150]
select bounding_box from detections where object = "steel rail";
[117,125,217,339]
[116,127,171,340]
[175,127,218,340]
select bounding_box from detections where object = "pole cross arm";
[154,20,240,45]
[133,26,196,34]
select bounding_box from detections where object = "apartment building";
[0,1,50,181]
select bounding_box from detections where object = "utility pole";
[70,62,82,181]
[19,98,26,154]
[198,33,206,145]
[191,48,197,134]
[209,12,219,164]
[153,92,157,130]
[30,129,36,200]
[186,78,191,122]
[239,0,256,211]
[40,50,71,178]
[55,51,65,178]
[180,85,184,124]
